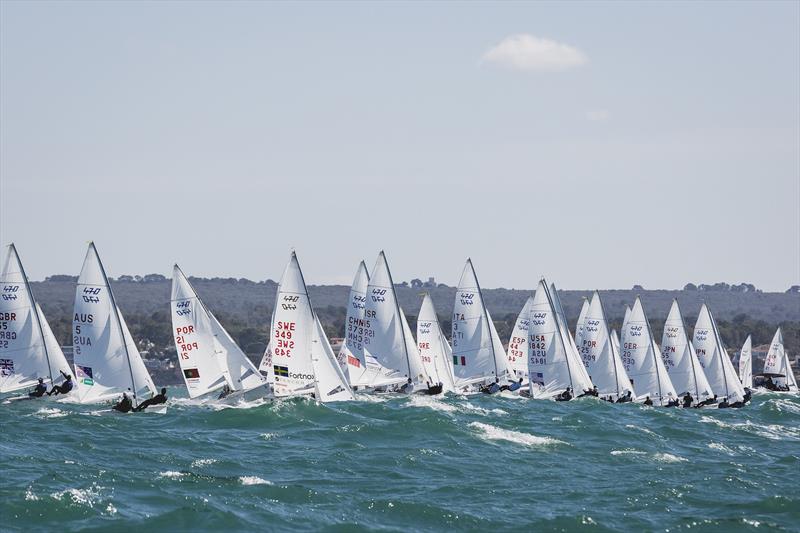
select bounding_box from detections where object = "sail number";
[274,321,296,356]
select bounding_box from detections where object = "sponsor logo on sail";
[183,368,200,380]
[76,365,94,385]
[0,358,15,376]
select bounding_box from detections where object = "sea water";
[1,390,798,531]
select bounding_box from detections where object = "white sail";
[692,304,745,402]
[506,296,533,377]
[527,279,593,398]
[738,335,753,389]
[72,243,156,405]
[763,328,798,391]
[579,292,633,398]
[660,300,713,400]
[611,329,620,356]
[619,297,677,405]
[311,313,354,402]
[550,282,594,388]
[451,259,512,384]
[0,245,70,393]
[270,252,318,397]
[417,293,456,392]
[171,265,265,398]
[622,305,631,331]
[574,298,590,349]
[362,252,428,386]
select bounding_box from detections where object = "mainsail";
[362,251,428,387]
[738,335,753,389]
[417,293,456,392]
[72,243,156,405]
[692,304,746,402]
[763,328,798,391]
[270,252,353,401]
[660,300,713,400]
[619,297,677,405]
[579,292,633,398]
[527,279,593,398]
[0,244,70,393]
[451,259,512,384]
[506,296,533,378]
[573,298,590,350]
[171,265,265,399]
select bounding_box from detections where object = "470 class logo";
[175,300,192,316]
[82,287,102,303]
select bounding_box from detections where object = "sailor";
[113,392,133,413]
[697,394,718,407]
[682,392,694,408]
[743,388,752,403]
[218,384,233,400]
[666,397,680,407]
[643,396,653,406]
[481,378,501,394]
[765,376,777,391]
[717,397,730,409]
[29,377,48,398]
[400,378,414,394]
[134,388,168,412]
[556,387,573,402]
[46,371,73,396]
[616,390,633,403]
[729,399,745,408]
[507,378,523,392]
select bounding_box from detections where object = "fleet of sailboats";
[1,243,796,409]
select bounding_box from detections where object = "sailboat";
[72,243,161,411]
[269,252,354,402]
[761,328,798,392]
[506,296,533,380]
[527,279,593,399]
[692,304,746,403]
[660,300,713,402]
[619,297,677,405]
[611,329,620,356]
[451,259,513,390]
[170,265,267,402]
[337,261,397,390]
[579,292,633,400]
[416,293,457,393]
[621,305,632,332]
[361,251,428,393]
[738,335,753,390]
[0,244,71,398]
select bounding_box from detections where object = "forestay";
[692,304,746,402]
[619,298,677,405]
[660,300,713,400]
[763,328,798,391]
[171,265,265,398]
[506,296,533,378]
[72,243,156,405]
[451,259,512,384]
[527,279,593,398]
[738,335,752,389]
[417,293,456,392]
[362,252,428,387]
[579,292,633,398]
[0,245,70,393]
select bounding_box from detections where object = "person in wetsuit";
[696,394,718,408]
[666,397,680,407]
[218,384,232,400]
[480,378,501,395]
[643,396,653,406]
[400,378,414,394]
[616,391,633,403]
[507,378,523,392]
[134,388,168,412]
[556,387,573,402]
[46,371,73,396]
[682,392,693,408]
[743,388,752,403]
[113,392,133,413]
[29,377,48,398]
[425,381,443,395]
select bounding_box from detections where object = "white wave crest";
[50,484,104,508]
[610,449,647,456]
[191,458,217,468]
[707,442,736,455]
[158,471,187,479]
[469,422,565,447]
[239,476,272,486]
[652,452,687,463]
[32,407,68,419]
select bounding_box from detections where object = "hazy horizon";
[2,1,798,291]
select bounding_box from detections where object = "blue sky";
[1,1,798,291]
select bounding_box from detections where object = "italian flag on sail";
[453,356,467,366]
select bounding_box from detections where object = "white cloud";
[586,110,610,121]
[481,34,587,71]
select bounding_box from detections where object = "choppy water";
[1,390,798,532]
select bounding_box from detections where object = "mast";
[381,252,413,378]
[469,259,499,378]
[91,243,139,406]
[11,244,55,385]
[542,281,574,391]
